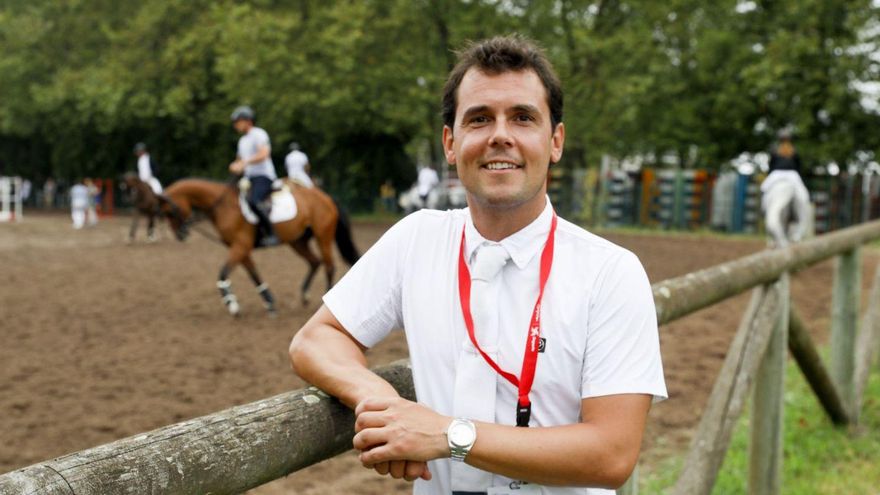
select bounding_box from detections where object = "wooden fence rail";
[3,220,880,494]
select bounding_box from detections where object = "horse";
[120,172,161,242]
[158,178,359,316]
[761,171,812,248]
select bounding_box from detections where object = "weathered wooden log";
[831,249,861,410]
[0,362,415,495]
[853,266,880,423]
[672,282,781,495]
[788,307,851,425]
[653,219,880,324]
[749,274,789,495]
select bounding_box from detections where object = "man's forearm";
[289,317,398,408]
[465,421,637,489]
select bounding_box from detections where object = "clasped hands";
[353,396,452,482]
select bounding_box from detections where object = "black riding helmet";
[230,105,255,122]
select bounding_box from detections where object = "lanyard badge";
[457,212,557,427]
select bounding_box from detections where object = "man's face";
[233,119,251,134]
[443,68,564,211]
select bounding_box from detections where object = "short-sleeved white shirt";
[237,127,277,179]
[285,150,313,187]
[323,199,667,495]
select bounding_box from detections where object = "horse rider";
[133,142,163,195]
[416,163,439,208]
[229,105,279,246]
[761,129,812,243]
[285,142,314,188]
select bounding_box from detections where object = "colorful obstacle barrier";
[0,176,23,222]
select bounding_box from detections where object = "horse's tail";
[333,199,360,266]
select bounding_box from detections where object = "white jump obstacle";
[0,176,24,222]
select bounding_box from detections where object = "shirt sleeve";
[581,250,667,401]
[254,128,271,150]
[322,214,417,348]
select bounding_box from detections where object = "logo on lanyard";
[457,211,557,427]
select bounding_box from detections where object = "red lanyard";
[457,212,557,427]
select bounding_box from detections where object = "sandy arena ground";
[0,212,876,494]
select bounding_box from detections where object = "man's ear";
[442,125,456,165]
[550,122,565,164]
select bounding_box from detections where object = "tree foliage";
[1,0,879,209]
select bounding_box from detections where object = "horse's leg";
[242,255,276,316]
[765,191,790,248]
[128,213,139,243]
[217,246,248,317]
[290,237,321,306]
[316,231,337,293]
[147,213,157,242]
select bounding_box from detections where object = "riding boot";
[255,204,279,247]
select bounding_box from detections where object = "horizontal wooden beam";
[653,219,880,324]
[0,362,415,495]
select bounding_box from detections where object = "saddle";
[237,178,298,225]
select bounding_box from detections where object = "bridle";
[161,181,236,244]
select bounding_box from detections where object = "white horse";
[761,170,812,247]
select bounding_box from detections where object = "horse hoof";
[228,301,241,317]
[267,309,278,318]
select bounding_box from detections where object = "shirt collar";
[464,196,555,270]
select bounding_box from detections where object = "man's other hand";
[353,397,451,478]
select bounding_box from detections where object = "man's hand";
[353,397,451,480]
[229,159,246,174]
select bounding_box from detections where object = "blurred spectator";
[70,179,89,229]
[21,179,31,206]
[84,178,99,226]
[43,177,56,208]
[379,179,396,213]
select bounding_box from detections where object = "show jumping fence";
[2,221,879,495]
[0,176,24,222]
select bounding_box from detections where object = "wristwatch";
[446,418,477,462]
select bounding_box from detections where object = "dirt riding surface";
[1,213,876,493]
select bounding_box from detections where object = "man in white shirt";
[70,180,89,229]
[228,105,279,245]
[289,36,666,495]
[284,142,314,188]
[133,142,163,194]
[416,165,440,208]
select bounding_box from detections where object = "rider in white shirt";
[133,142,163,195]
[285,142,314,188]
[417,165,440,208]
[229,105,279,245]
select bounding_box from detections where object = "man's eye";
[514,114,535,122]
[469,116,489,124]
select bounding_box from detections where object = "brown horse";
[158,178,359,315]
[121,172,161,242]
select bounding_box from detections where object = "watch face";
[449,422,474,446]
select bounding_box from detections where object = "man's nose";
[488,119,514,147]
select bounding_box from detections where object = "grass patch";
[640,357,880,494]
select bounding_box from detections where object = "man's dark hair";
[441,35,563,131]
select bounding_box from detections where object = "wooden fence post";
[788,308,850,425]
[672,283,781,495]
[749,274,789,495]
[853,266,880,423]
[831,248,861,410]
